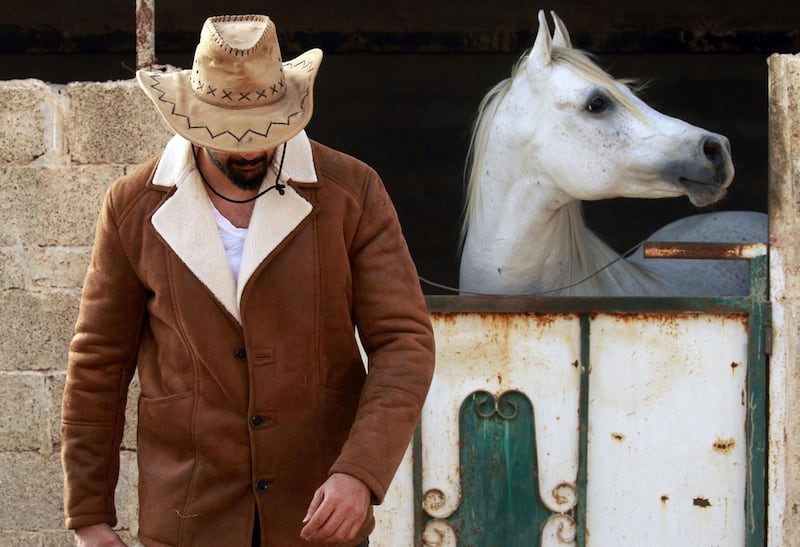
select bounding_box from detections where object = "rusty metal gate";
[374,245,769,546]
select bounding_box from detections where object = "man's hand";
[300,473,371,544]
[74,523,127,546]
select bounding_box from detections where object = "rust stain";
[532,313,566,328]
[423,489,446,512]
[571,360,579,368]
[643,241,766,260]
[136,0,156,68]
[661,495,670,504]
[731,361,740,370]
[602,312,746,328]
[693,497,712,508]
[552,487,568,505]
[713,438,736,454]
[430,311,575,331]
[550,483,577,507]
[611,432,625,442]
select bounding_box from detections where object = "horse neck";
[463,181,670,295]
[550,203,668,296]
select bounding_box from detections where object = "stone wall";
[0,78,170,545]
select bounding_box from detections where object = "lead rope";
[418,239,645,297]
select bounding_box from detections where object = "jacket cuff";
[65,513,117,531]
[328,462,386,505]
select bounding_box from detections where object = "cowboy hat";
[137,14,322,153]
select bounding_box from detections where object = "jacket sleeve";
[61,186,148,530]
[329,166,435,503]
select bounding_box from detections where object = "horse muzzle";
[675,134,734,207]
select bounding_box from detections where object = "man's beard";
[208,151,270,191]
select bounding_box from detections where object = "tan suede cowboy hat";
[137,14,322,153]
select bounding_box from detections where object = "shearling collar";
[149,132,317,324]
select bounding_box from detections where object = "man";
[61,14,435,547]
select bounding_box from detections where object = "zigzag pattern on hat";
[148,59,314,142]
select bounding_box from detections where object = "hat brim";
[137,48,322,154]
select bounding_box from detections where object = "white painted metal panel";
[373,444,415,547]
[587,313,748,546]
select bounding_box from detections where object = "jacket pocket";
[137,391,195,545]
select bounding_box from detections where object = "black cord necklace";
[192,143,287,204]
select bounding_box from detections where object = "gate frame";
[767,52,799,547]
[418,249,769,545]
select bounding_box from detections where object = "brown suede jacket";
[61,134,435,546]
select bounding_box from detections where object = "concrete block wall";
[0,78,170,545]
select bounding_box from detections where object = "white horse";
[458,10,767,297]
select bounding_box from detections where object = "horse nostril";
[702,137,725,167]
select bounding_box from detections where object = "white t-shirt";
[211,204,248,282]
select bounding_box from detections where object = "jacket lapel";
[149,134,318,324]
[237,134,317,302]
[237,187,312,304]
[151,137,240,320]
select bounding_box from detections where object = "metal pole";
[136,0,156,69]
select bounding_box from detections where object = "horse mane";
[459,46,645,252]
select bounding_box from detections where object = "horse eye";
[586,93,611,113]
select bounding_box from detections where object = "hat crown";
[191,15,287,109]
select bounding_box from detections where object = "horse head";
[481,10,733,210]
[459,11,754,297]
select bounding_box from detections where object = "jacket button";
[234,347,247,361]
[251,415,269,427]
[255,479,270,492]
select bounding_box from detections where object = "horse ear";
[528,9,553,72]
[551,11,572,48]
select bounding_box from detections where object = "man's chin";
[230,170,268,191]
